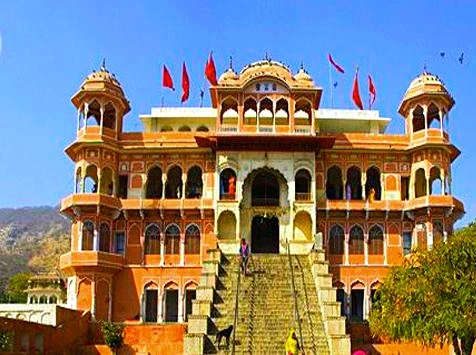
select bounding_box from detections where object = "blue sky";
[0,1,474,227]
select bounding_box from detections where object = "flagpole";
[328,60,334,108]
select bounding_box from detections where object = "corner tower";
[398,71,454,141]
[71,61,130,140]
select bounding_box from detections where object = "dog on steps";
[215,325,233,348]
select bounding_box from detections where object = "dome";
[71,61,130,114]
[218,68,239,83]
[294,67,313,84]
[222,108,239,118]
[244,108,257,118]
[275,109,288,119]
[399,71,454,115]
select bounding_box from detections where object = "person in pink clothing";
[238,238,250,275]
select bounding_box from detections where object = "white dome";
[222,108,238,118]
[295,110,309,119]
[259,109,273,119]
[275,109,288,119]
[244,108,257,118]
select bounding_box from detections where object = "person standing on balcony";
[238,238,250,275]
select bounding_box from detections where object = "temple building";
[59,58,463,353]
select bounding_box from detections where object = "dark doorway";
[185,289,196,321]
[251,216,279,253]
[351,289,364,321]
[164,289,178,322]
[145,289,158,322]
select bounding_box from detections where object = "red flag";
[162,65,174,91]
[368,74,376,109]
[181,62,190,103]
[328,54,345,73]
[205,52,217,86]
[352,69,364,110]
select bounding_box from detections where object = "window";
[164,289,179,322]
[99,223,111,252]
[185,225,200,254]
[114,232,126,255]
[118,175,128,198]
[403,231,412,255]
[328,225,344,255]
[145,224,161,254]
[185,289,196,321]
[82,221,94,251]
[165,225,180,255]
[401,176,409,200]
[349,226,364,255]
[368,225,384,255]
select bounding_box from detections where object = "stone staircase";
[184,249,350,355]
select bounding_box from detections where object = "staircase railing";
[231,257,241,355]
[287,242,305,354]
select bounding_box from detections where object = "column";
[383,229,388,265]
[182,173,187,199]
[177,289,184,323]
[76,108,81,134]
[91,279,96,320]
[180,233,185,266]
[361,172,366,200]
[93,228,99,251]
[97,168,102,195]
[157,293,163,323]
[439,109,444,137]
[364,232,369,265]
[425,169,430,196]
[160,240,165,266]
[78,223,83,251]
[99,105,104,135]
[162,173,167,198]
[108,279,113,321]
[423,105,428,137]
[344,231,349,265]
[83,103,89,129]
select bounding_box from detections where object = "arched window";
[103,102,116,130]
[82,221,94,251]
[185,166,203,198]
[326,166,343,200]
[258,98,274,126]
[100,167,114,195]
[275,98,289,125]
[49,295,58,304]
[221,97,239,125]
[165,165,183,199]
[39,296,48,304]
[185,224,200,254]
[368,225,384,255]
[244,98,257,125]
[346,166,362,200]
[84,165,98,193]
[365,166,381,201]
[427,103,441,129]
[415,168,427,198]
[178,125,192,132]
[145,224,161,255]
[294,99,312,126]
[295,169,311,201]
[252,171,279,206]
[146,166,163,199]
[75,167,82,193]
[196,126,209,132]
[416,223,427,251]
[220,168,237,200]
[99,223,110,252]
[328,225,345,255]
[165,225,180,255]
[429,167,442,195]
[349,225,364,255]
[412,105,425,132]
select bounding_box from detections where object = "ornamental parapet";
[60,251,125,275]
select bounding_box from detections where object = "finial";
[229,56,233,70]
[300,61,304,71]
[265,52,271,62]
[423,64,427,74]
[101,58,106,71]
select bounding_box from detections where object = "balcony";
[60,251,125,275]
[295,192,312,202]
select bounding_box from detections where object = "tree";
[370,221,476,355]
[3,272,32,303]
[100,321,125,354]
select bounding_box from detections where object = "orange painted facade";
[59,59,463,353]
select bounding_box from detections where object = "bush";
[100,321,125,351]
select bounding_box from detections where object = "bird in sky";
[458,52,464,64]
[440,52,445,58]
[333,81,338,88]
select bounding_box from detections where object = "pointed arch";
[365,166,381,201]
[346,166,362,200]
[99,222,111,252]
[146,166,163,199]
[412,105,425,132]
[145,224,161,255]
[349,225,364,254]
[368,224,384,255]
[295,168,312,201]
[165,165,183,199]
[429,166,442,195]
[165,224,180,255]
[82,220,94,251]
[220,168,237,200]
[217,211,236,240]
[328,224,345,255]
[326,165,343,200]
[185,165,203,198]
[415,168,427,197]
[185,224,200,254]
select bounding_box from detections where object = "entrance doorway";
[145,289,158,322]
[251,215,279,253]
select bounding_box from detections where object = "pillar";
[182,173,187,199]
[180,233,185,266]
[157,293,163,323]
[177,289,183,323]
[91,279,96,320]
[162,173,167,198]
[83,103,89,129]
[364,232,369,265]
[99,105,104,135]
[361,172,366,200]
[93,228,99,251]
[78,223,83,251]
[160,240,165,266]
[108,279,113,321]
[344,231,349,265]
